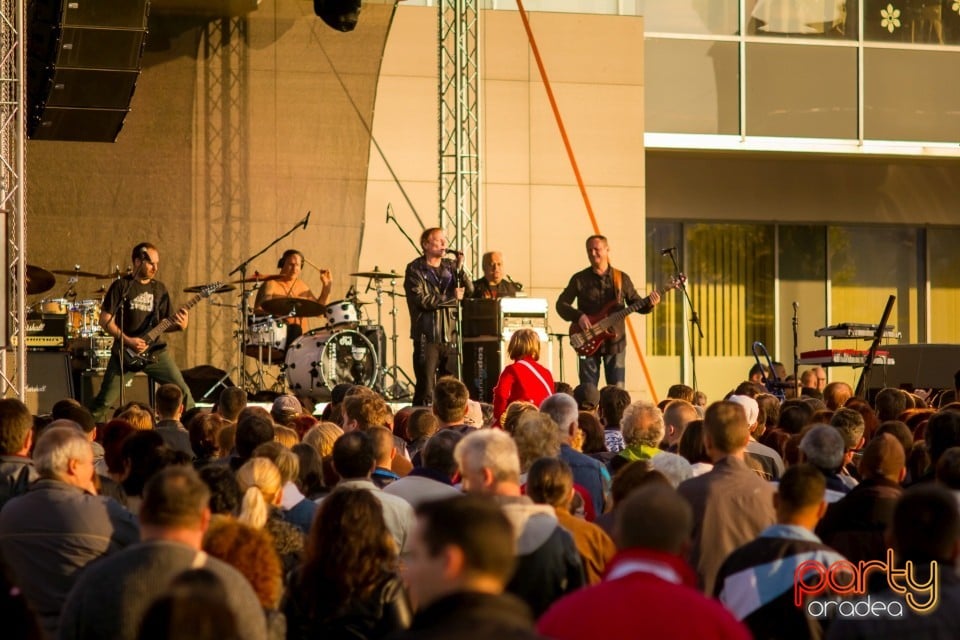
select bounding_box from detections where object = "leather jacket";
[403,256,472,344]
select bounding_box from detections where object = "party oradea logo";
[794,549,939,619]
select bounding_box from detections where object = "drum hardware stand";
[377,275,414,401]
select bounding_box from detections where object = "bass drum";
[284,329,379,399]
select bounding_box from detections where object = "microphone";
[445,249,463,256]
[660,247,676,256]
[385,203,393,223]
[506,274,523,291]
[793,301,799,314]
[302,211,311,230]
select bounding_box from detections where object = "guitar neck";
[141,293,203,342]
[595,291,659,332]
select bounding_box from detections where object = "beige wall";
[25,1,395,378]
[362,7,662,400]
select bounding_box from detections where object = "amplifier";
[12,314,68,350]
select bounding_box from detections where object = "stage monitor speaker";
[863,344,960,391]
[25,351,74,415]
[462,338,501,404]
[79,371,153,413]
[27,0,150,142]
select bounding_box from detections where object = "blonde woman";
[492,329,555,422]
[236,457,304,577]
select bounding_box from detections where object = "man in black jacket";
[0,398,36,511]
[392,495,545,640]
[403,227,472,406]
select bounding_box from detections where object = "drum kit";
[206,267,413,401]
[24,265,122,371]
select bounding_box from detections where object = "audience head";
[609,460,671,506]
[512,411,561,472]
[666,384,694,403]
[421,429,464,479]
[140,466,211,536]
[253,441,299,485]
[117,403,155,431]
[407,408,440,442]
[573,384,600,412]
[270,394,302,426]
[799,424,845,474]
[136,569,237,640]
[507,328,541,361]
[703,401,750,459]
[539,393,579,443]
[662,399,698,447]
[198,465,241,515]
[775,463,827,527]
[32,425,95,492]
[891,485,960,564]
[235,413,275,461]
[926,410,960,467]
[823,381,853,411]
[526,458,574,509]
[677,419,709,465]
[577,411,606,454]
[433,376,470,425]
[155,384,185,420]
[331,430,376,480]
[406,496,515,608]
[598,386,631,429]
[858,432,906,483]
[0,398,33,456]
[188,413,228,460]
[342,393,391,432]
[236,457,283,530]
[614,484,692,555]
[621,401,665,450]
[291,443,326,498]
[202,518,282,609]
[778,400,815,435]
[216,387,247,422]
[302,422,343,458]
[501,401,537,433]
[649,452,693,488]
[875,387,908,423]
[454,429,521,494]
[830,407,866,453]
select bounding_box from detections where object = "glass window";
[779,225,827,359]
[684,223,776,356]
[746,42,858,139]
[928,228,960,343]
[747,0,858,39]
[645,39,740,135]
[646,222,683,356]
[641,0,740,35]
[863,48,960,143]
[863,0,960,44]
[828,226,918,343]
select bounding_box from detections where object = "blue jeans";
[578,351,626,388]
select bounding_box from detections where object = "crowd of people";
[1,366,960,640]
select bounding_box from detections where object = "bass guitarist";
[88,242,194,422]
[556,235,660,388]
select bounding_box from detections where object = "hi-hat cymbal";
[26,265,55,295]
[350,269,399,279]
[231,274,282,284]
[261,296,325,317]
[185,283,236,294]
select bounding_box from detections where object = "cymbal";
[185,283,236,294]
[51,268,114,279]
[230,274,282,284]
[261,296,325,317]
[350,269,399,279]
[26,265,55,295]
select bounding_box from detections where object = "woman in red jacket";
[493,329,555,422]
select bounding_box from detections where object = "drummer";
[254,249,332,344]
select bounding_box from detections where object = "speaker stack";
[28,0,150,142]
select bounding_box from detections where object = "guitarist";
[87,243,194,423]
[556,235,660,387]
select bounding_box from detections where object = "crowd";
[1,365,960,640]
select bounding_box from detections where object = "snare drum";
[40,298,69,315]
[324,299,359,328]
[69,299,102,337]
[245,316,288,362]
[284,329,379,399]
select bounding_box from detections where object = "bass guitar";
[568,274,685,357]
[119,281,223,372]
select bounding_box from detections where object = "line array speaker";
[28,0,150,142]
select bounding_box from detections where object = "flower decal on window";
[880,4,901,32]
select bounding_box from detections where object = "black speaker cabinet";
[25,351,74,415]
[461,300,500,338]
[79,371,153,412]
[27,0,150,142]
[462,338,501,403]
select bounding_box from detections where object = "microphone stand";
[228,212,309,391]
[453,254,465,380]
[663,248,703,392]
[792,302,800,398]
[385,206,421,254]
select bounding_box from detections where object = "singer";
[87,242,195,422]
[469,251,521,299]
[556,235,661,388]
[403,227,473,406]
[254,248,332,343]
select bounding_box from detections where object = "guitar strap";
[517,360,553,396]
[611,268,623,305]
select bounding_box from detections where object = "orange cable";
[515,0,658,403]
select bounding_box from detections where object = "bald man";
[470,251,520,299]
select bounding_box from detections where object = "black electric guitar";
[119,282,222,372]
[568,274,685,357]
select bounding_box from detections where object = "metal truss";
[200,17,250,383]
[438,0,481,276]
[0,0,26,398]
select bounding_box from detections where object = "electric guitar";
[568,274,685,357]
[119,282,222,372]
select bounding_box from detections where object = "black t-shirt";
[103,276,171,342]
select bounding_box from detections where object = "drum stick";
[302,256,328,274]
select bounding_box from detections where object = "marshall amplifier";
[12,313,68,350]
